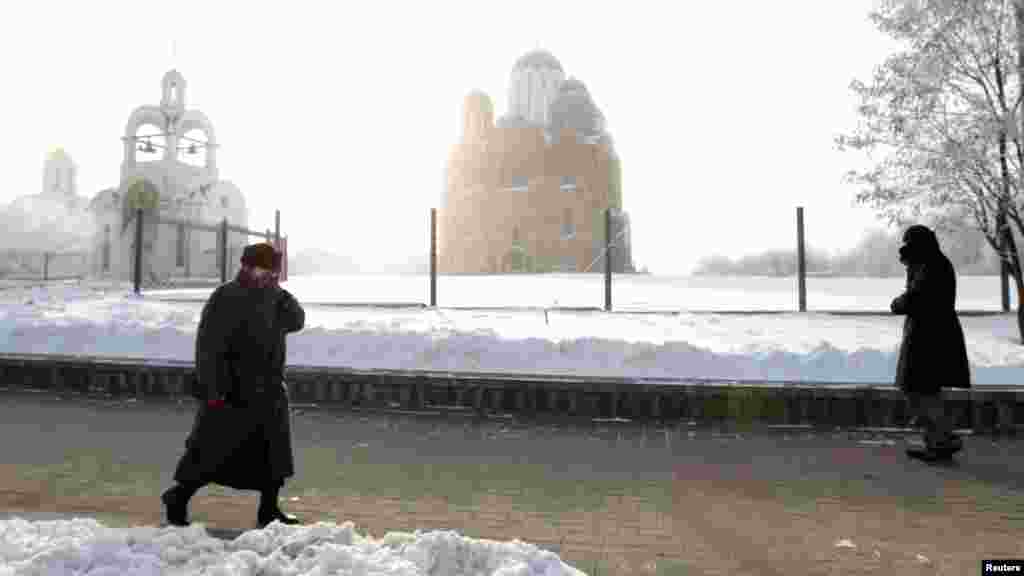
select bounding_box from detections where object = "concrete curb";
[0,352,1020,433]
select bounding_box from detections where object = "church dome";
[549,90,602,137]
[463,91,494,119]
[48,147,71,162]
[514,50,563,72]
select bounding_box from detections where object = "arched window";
[506,176,528,192]
[512,226,520,244]
[180,129,209,167]
[220,196,229,209]
[561,208,575,240]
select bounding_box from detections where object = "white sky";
[0,0,900,275]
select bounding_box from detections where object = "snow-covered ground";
[0,517,584,576]
[1,279,1023,385]
[162,273,1016,312]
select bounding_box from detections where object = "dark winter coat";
[890,243,971,396]
[174,273,305,490]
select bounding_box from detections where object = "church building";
[441,50,633,274]
[1,148,93,255]
[88,70,248,282]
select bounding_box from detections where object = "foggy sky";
[0,0,899,275]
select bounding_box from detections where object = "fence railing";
[0,250,90,282]
[425,207,620,311]
[419,206,1012,313]
[127,208,287,294]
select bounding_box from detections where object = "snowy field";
[1,277,1023,385]
[0,517,584,575]
[164,273,1015,312]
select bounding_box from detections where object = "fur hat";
[240,243,275,269]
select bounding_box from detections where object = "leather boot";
[906,435,962,462]
[257,506,301,528]
[161,486,191,527]
[258,483,301,528]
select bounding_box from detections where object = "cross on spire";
[170,39,178,69]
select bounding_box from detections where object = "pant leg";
[917,391,954,446]
[915,393,954,449]
[259,479,283,512]
[177,481,205,502]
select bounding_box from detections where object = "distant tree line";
[692,226,1002,277]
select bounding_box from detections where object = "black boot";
[906,435,962,463]
[257,483,301,528]
[931,434,963,456]
[161,484,198,527]
[905,446,953,462]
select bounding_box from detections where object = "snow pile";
[0,517,584,576]
[2,281,1023,385]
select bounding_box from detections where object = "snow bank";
[0,517,584,576]
[2,282,1023,385]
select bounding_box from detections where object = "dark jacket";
[174,274,305,490]
[890,248,971,395]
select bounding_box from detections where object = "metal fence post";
[430,208,437,307]
[220,218,228,284]
[184,224,191,279]
[797,206,807,312]
[134,208,144,294]
[605,208,612,312]
[281,235,288,282]
[275,210,281,248]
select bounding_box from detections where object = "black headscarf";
[898,224,940,266]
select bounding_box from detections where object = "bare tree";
[838,0,1024,341]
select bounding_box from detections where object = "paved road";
[2,389,1023,575]
[2,388,1021,487]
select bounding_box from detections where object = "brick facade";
[441,124,630,274]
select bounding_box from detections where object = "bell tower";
[158,70,187,161]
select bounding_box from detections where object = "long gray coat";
[174,275,305,490]
[890,249,971,395]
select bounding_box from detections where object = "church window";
[561,208,575,240]
[220,196,229,209]
[560,176,577,191]
[176,223,186,267]
[512,226,520,243]
[506,176,528,191]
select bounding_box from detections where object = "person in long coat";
[890,224,970,462]
[161,242,306,527]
